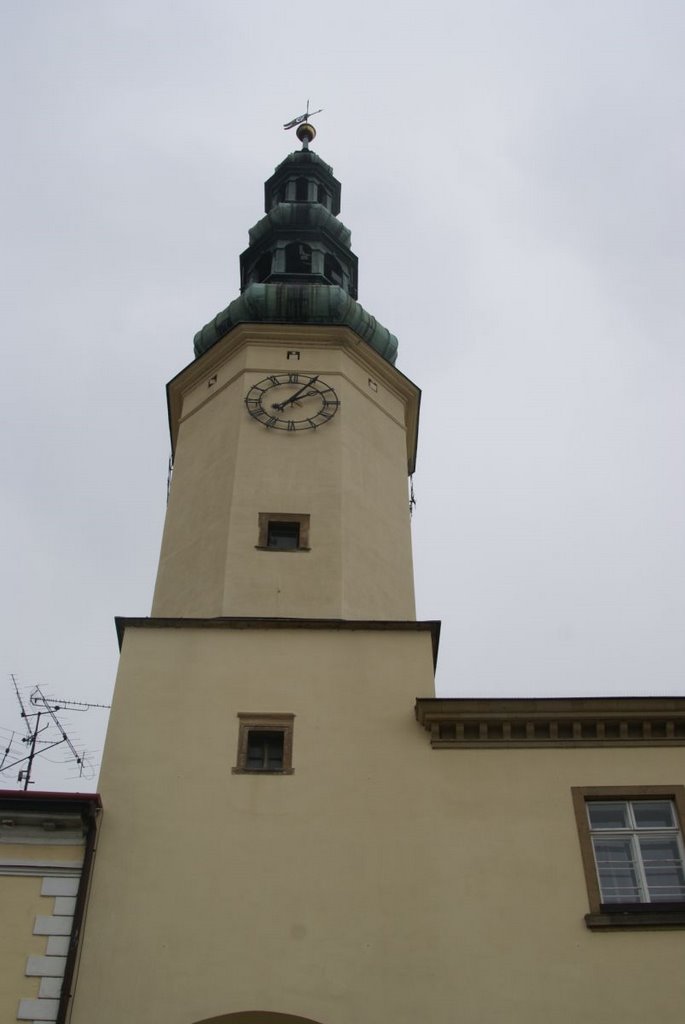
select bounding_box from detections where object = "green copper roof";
[193,142,399,364]
[271,149,335,176]
[248,203,352,250]
[264,149,341,214]
[194,283,398,364]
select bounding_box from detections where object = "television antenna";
[0,676,109,791]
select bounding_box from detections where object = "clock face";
[244,373,340,430]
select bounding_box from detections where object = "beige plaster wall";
[152,331,417,621]
[71,625,685,1024]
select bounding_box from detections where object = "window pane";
[593,837,641,902]
[632,800,676,830]
[588,802,630,830]
[267,521,300,550]
[246,740,266,770]
[264,736,284,770]
[246,730,284,771]
[639,837,685,902]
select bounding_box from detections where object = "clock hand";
[273,375,319,411]
[272,393,320,411]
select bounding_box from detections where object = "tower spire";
[193,120,399,364]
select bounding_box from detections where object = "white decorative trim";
[33,916,73,936]
[25,956,66,977]
[45,937,69,956]
[19,873,81,1021]
[38,978,62,999]
[0,860,81,877]
[41,878,79,897]
[0,830,84,846]
[53,896,76,916]
[17,996,59,1021]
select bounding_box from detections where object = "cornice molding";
[415,696,685,749]
[116,616,441,667]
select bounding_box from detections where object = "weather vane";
[283,100,322,148]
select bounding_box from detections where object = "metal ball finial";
[283,102,322,150]
[296,121,317,148]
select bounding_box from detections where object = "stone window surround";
[232,713,295,775]
[572,785,685,930]
[256,513,310,552]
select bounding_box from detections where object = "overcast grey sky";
[1,1,684,790]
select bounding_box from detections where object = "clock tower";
[69,123,438,1024]
[150,121,419,624]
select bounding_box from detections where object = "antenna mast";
[1,676,109,790]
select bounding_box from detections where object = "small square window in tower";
[257,513,310,551]
[233,714,295,775]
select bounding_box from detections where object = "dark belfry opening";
[324,253,343,287]
[295,177,308,201]
[255,251,272,283]
[285,243,312,274]
[317,183,327,205]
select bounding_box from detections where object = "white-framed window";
[573,787,685,929]
[587,798,685,904]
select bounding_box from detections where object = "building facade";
[60,126,685,1024]
[0,791,99,1024]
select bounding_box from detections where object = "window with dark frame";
[256,513,310,551]
[233,713,295,775]
[572,786,685,929]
